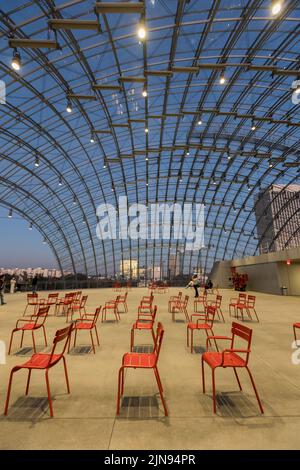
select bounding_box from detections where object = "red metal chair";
[102,300,120,322]
[116,292,128,313]
[130,305,158,351]
[55,292,75,316]
[171,295,189,322]
[141,292,154,305]
[201,322,264,414]
[69,307,101,354]
[8,305,50,354]
[66,294,88,322]
[206,295,225,322]
[23,293,39,316]
[187,306,218,353]
[4,324,73,418]
[168,291,182,312]
[236,294,259,322]
[229,293,247,317]
[117,322,168,416]
[46,293,59,313]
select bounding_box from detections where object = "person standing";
[186,274,200,298]
[10,277,16,294]
[32,275,38,294]
[0,275,6,305]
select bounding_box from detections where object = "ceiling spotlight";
[186,150,190,156]
[8,208,12,218]
[90,132,95,143]
[142,89,148,98]
[247,184,251,191]
[66,99,72,113]
[271,1,283,15]
[197,119,202,125]
[227,155,231,160]
[179,173,183,182]
[103,163,107,168]
[42,238,47,244]
[73,197,77,205]
[219,73,226,85]
[145,128,149,133]
[34,156,40,167]
[269,163,273,168]
[137,23,147,40]
[29,222,33,230]
[251,122,256,131]
[58,177,63,186]
[11,48,21,71]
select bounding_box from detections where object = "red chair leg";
[212,369,217,414]
[117,367,124,415]
[245,366,264,414]
[186,326,189,348]
[4,367,20,415]
[95,326,100,346]
[45,369,54,418]
[130,328,134,351]
[42,326,47,346]
[90,330,95,353]
[25,369,32,395]
[218,308,225,322]
[190,329,194,354]
[233,367,242,391]
[20,330,24,348]
[8,330,16,355]
[153,367,168,417]
[31,331,36,353]
[62,356,70,393]
[294,326,297,343]
[201,357,205,393]
[253,308,259,322]
[73,329,78,348]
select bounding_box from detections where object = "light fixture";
[58,177,63,186]
[137,23,147,40]
[294,86,300,95]
[66,99,72,113]
[11,48,21,71]
[90,132,95,143]
[142,88,148,97]
[103,164,107,169]
[247,184,251,191]
[73,197,77,205]
[8,208,12,218]
[145,156,149,161]
[42,238,47,244]
[197,119,202,125]
[179,173,183,182]
[271,1,283,15]
[269,162,273,168]
[34,156,40,167]
[186,150,190,156]
[29,222,33,230]
[227,155,231,160]
[219,73,226,85]
[251,120,256,131]
[145,127,149,133]
[82,218,86,224]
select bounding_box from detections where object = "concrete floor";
[0,287,299,449]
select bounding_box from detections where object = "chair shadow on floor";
[14,345,46,356]
[1,396,50,421]
[192,345,206,354]
[131,344,153,353]
[68,345,93,355]
[118,394,167,421]
[202,391,270,422]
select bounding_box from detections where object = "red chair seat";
[236,303,246,308]
[133,321,153,330]
[74,322,92,329]
[18,323,36,330]
[123,352,156,368]
[202,351,246,369]
[188,322,210,330]
[293,322,300,328]
[19,353,61,369]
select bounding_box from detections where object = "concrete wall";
[210,247,300,295]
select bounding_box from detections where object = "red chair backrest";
[48,324,73,364]
[80,295,88,307]
[216,295,222,307]
[238,293,247,301]
[205,305,216,326]
[91,307,101,326]
[231,322,252,364]
[48,293,58,299]
[27,293,38,304]
[34,305,50,325]
[153,322,164,364]
[183,295,189,307]
[247,295,256,307]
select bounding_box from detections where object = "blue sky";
[0,209,56,268]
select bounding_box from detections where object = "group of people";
[186,274,214,298]
[0,274,39,306]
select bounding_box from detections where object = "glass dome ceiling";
[0,0,300,278]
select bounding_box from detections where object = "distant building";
[254,184,300,253]
[120,259,138,278]
[0,267,65,278]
